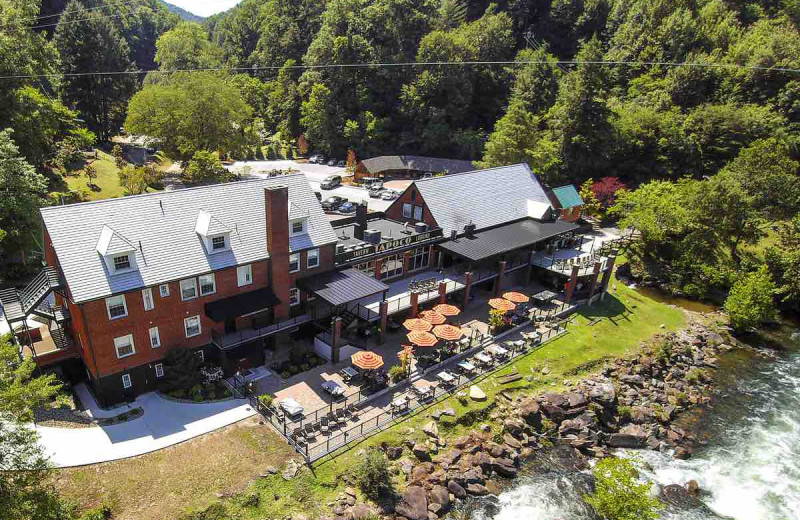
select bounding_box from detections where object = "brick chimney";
[354,201,368,240]
[265,186,290,320]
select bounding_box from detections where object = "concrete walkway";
[36,389,255,467]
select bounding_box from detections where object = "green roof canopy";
[551,185,583,209]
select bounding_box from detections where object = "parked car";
[320,175,342,190]
[421,171,434,179]
[339,202,356,213]
[321,196,347,211]
[308,154,320,164]
[327,158,338,166]
[381,189,398,200]
[311,154,326,164]
[314,191,322,201]
[368,185,385,198]
[337,160,346,167]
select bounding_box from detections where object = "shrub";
[300,363,310,372]
[280,371,291,379]
[78,503,112,520]
[389,365,408,384]
[354,449,392,500]
[258,394,274,408]
[685,368,705,384]
[288,365,300,375]
[159,348,203,393]
[617,406,632,421]
[585,457,663,520]
[724,266,778,332]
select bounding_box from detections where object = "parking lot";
[227,160,411,213]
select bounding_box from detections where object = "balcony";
[210,314,315,350]
[531,250,608,277]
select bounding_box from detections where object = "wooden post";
[564,265,580,304]
[410,291,419,318]
[331,317,342,363]
[379,300,389,343]
[462,272,473,309]
[587,261,602,302]
[438,281,447,304]
[494,260,507,297]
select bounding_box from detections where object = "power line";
[10,0,148,24]
[1,59,799,80]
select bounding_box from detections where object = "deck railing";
[211,313,315,350]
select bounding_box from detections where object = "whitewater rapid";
[468,330,800,520]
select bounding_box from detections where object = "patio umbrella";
[432,324,463,341]
[433,303,461,317]
[503,291,530,303]
[351,351,385,370]
[404,318,433,332]
[407,330,438,347]
[419,310,446,325]
[488,298,516,312]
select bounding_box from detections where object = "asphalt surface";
[227,160,408,213]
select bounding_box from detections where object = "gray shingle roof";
[412,163,552,236]
[297,268,388,306]
[360,156,475,175]
[41,175,338,303]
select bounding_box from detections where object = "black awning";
[297,268,388,307]
[205,287,281,322]
[438,219,579,262]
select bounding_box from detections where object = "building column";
[438,281,447,304]
[564,265,580,304]
[410,291,419,318]
[523,251,534,287]
[374,258,384,280]
[462,271,473,309]
[331,316,342,363]
[587,261,602,302]
[403,250,413,277]
[379,300,389,344]
[493,260,507,297]
[599,255,617,293]
[428,246,436,269]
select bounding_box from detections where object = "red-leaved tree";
[592,177,628,209]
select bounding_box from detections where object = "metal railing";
[382,279,465,316]
[211,313,315,350]
[20,267,60,313]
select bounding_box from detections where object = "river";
[461,319,800,520]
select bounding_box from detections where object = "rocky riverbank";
[318,317,771,520]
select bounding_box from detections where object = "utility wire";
[1,59,799,80]
[8,0,148,24]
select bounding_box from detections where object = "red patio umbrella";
[419,310,446,325]
[433,304,461,317]
[407,330,438,347]
[432,324,463,341]
[404,318,433,332]
[488,298,516,312]
[351,351,385,370]
[503,291,530,303]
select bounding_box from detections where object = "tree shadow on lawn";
[574,293,632,327]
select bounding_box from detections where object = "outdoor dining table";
[391,394,409,413]
[488,345,509,358]
[457,360,477,373]
[412,381,434,398]
[474,352,493,365]
[321,380,346,397]
[437,370,456,385]
[339,366,359,382]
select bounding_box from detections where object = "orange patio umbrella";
[503,291,530,303]
[432,324,463,341]
[404,318,433,332]
[488,298,516,312]
[433,303,461,317]
[351,351,385,370]
[407,330,438,347]
[419,310,446,325]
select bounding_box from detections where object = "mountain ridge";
[161,1,205,22]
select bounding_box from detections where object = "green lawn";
[64,151,126,200]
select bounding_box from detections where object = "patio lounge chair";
[304,423,317,439]
[327,411,339,429]
[320,417,329,435]
[336,409,347,424]
[292,427,305,441]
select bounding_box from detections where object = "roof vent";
[414,222,428,233]
[402,222,413,235]
[363,229,382,245]
[464,221,476,238]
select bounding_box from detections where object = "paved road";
[228,159,398,212]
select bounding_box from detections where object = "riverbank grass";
[53,280,685,520]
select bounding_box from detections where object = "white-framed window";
[196,350,205,362]
[409,246,431,272]
[198,273,216,296]
[288,287,300,306]
[149,326,161,348]
[159,284,170,297]
[180,278,197,301]
[211,235,227,251]
[122,373,132,389]
[114,334,136,359]
[307,248,320,269]
[155,363,164,378]
[105,295,128,320]
[237,264,253,286]
[291,219,306,236]
[184,315,201,338]
[403,203,413,219]
[413,205,423,220]
[289,253,300,273]
[380,253,404,280]
[142,288,154,311]
[113,254,131,271]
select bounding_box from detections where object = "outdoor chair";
[304,423,316,439]
[327,411,339,429]
[320,417,329,435]
[336,409,347,423]
[292,427,305,441]
[349,404,360,421]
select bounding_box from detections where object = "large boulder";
[428,485,451,511]
[589,382,617,406]
[629,406,654,424]
[503,419,525,438]
[518,398,541,428]
[605,424,648,448]
[566,392,588,410]
[423,421,439,438]
[448,479,467,499]
[396,486,428,520]
[412,443,431,461]
[540,404,566,423]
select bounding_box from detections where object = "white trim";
[288,287,300,306]
[105,295,128,320]
[198,273,216,296]
[154,363,164,378]
[122,373,132,389]
[180,278,198,301]
[159,284,170,297]
[289,253,300,273]
[307,248,320,269]
[142,287,154,311]
[184,315,202,338]
[403,203,412,219]
[114,334,136,359]
[149,326,161,348]
[237,264,253,287]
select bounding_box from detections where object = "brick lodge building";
[0,165,614,407]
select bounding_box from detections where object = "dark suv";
[321,196,347,211]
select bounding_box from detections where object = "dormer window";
[113,254,131,271]
[212,236,227,251]
[290,218,307,237]
[96,225,138,276]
